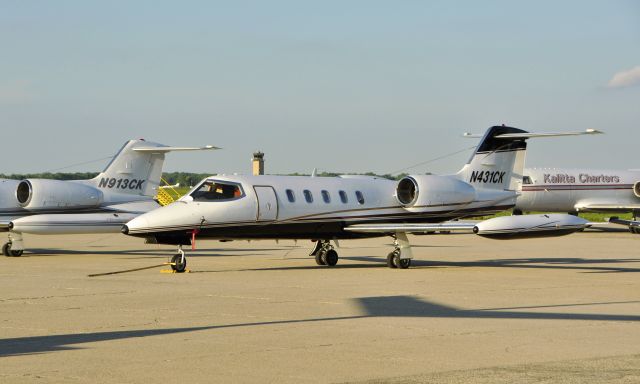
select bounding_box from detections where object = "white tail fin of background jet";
[89,140,218,197]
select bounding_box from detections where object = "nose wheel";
[170,246,187,273]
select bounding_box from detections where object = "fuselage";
[515,168,640,213]
[0,178,159,234]
[125,174,517,244]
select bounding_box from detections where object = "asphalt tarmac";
[1,229,639,383]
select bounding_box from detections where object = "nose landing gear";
[169,245,187,273]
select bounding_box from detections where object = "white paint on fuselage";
[127,174,518,235]
[516,168,640,213]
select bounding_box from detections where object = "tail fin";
[455,126,527,191]
[89,140,218,197]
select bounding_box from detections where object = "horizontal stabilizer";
[133,145,220,153]
[463,129,602,140]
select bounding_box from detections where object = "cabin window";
[191,180,244,202]
[339,190,348,204]
[355,190,365,205]
[286,189,295,203]
[523,176,532,185]
[303,190,313,203]
[321,190,331,203]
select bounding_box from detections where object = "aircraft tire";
[386,252,397,268]
[315,252,326,265]
[3,242,22,257]
[394,254,411,269]
[323,249,338,266]
[171,254,187,273]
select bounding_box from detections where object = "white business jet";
[123,126,600,272]
[1,140,217,256]
[514,168,640,232]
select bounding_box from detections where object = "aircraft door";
[254,186,278,221]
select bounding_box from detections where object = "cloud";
[607,66,640,88]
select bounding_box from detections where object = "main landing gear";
[310,240,339,267]
[170,245,187,273]
[3,232,24,257]
[386,232,413,269]
[3,242,23,257]
[310,233,414,269]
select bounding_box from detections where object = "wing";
[344,222,477,234]
[575,203,640,211]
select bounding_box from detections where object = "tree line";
[0,171,410,186]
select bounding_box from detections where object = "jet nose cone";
[123,215,150,236]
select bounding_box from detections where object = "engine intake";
[16,179,103,210]
[634,181,640,198]
[16,180,32,206]
[396,177,419,206]
[395,175,476,212]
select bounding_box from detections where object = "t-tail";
[455,125,528,191]
[455,125,602,191]
[89,140,218,197]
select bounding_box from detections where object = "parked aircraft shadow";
[205,255,640,274]
[412,257,640,273]
[2,295,639,357]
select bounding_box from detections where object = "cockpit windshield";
[190,180,244,201]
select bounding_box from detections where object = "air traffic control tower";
[252,151,264,175]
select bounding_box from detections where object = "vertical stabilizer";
[89,140,168,197]
[455,126,527,191]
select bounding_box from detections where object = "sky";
[1,1,639,176]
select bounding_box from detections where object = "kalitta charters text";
[544,173,621,184]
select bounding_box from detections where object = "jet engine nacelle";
[16,179,104,210]
[634,181,640,198]
[396,175,476,212]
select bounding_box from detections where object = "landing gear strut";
[387,233,412,269]
[310,240,338,267]
[170,245,187,272]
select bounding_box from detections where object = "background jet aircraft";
[1,140,217,256]
[514,168,640,232]
[123,125,598,272]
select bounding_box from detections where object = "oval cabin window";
[303,190,313,203]
[321,190,331,203]
[355,191,365,205]
[286,189,295,203]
